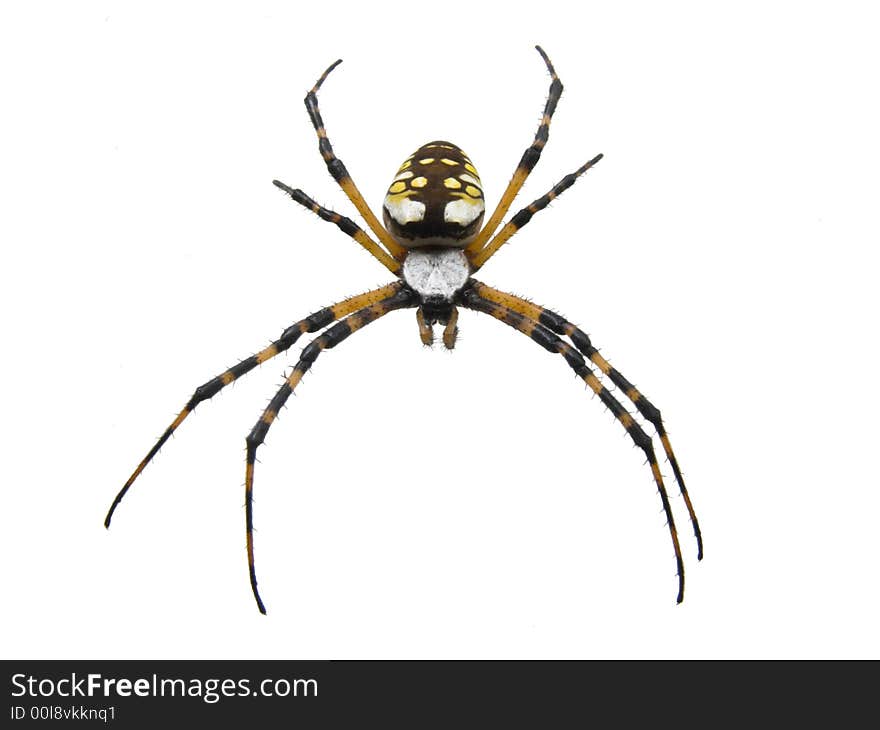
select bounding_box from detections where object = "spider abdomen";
[383,141,485,248]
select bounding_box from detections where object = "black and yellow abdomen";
[382,141,485,248]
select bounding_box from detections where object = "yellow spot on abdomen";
[418,158,435,165]
[464,163,479,176]
[399,160,412,170]
[411,176,428,188]
[388,181,407,194]
[395,170,414,181]
[443,177,462,189]
[465,185,482,198]
[441,158,459,166]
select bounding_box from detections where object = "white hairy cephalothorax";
[402,247,470,301]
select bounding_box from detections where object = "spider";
[105,46,702,614]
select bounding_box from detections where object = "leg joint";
[570,329,594,354]
[327,159,348,182]
[510,208,534,228]
[537,308,569,334]
[529,325,561,353]
[300,340,323,364]
[192,379,222,404]
[638,397,662,426]
[246,422,269,451]
[303,308,334,333]
[559,343,585,369]
[629,422,653,453]
[519,147,541,173]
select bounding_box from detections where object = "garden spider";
[105,46,702,614]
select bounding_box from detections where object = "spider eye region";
[383,141,485,249]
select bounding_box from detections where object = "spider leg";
[469,281,702,560]
[273,181,401,275]
[104,281,405,528]
[304,60,407,261]
[459,284,686,603]
[469,154,603,271]
[464,46,564,257]
[245,285,418,613]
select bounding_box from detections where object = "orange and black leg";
[304,61,407,261]
[104,281,404,528]
[469,281,702,560]
[272,181,401,275]
[464,46,565,257]
[469,154,603,270]
[245,285,418,613]
[459,284,687,603]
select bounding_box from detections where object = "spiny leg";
[464,46,564,258]
[105,281,404,527]
[273,181,401,275]
[459,285,686,603]
[304,60,407,261]
[469,281,702,560]
[469,154,603,270]
[245,285,417,613]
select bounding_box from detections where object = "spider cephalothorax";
[106,47,702,615]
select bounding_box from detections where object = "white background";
[2,1,878,659]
